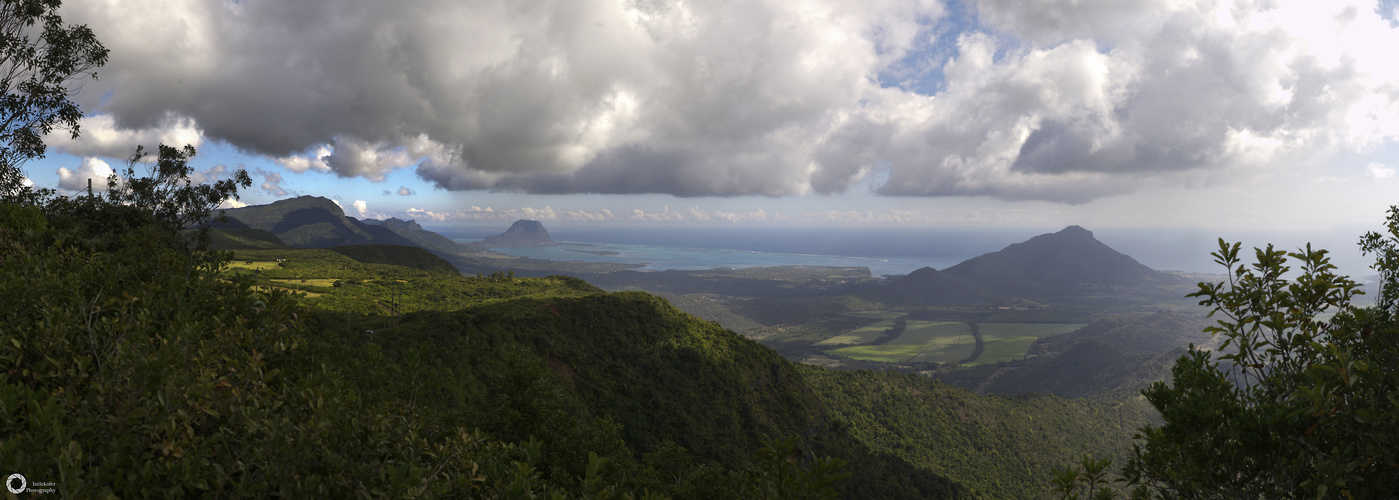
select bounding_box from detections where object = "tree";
[103,144,251,231]
[1123,210,1399,498]
[0,0,108,202]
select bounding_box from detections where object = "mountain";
[480,219,556,246]
[943,225,1167,297]
[219,196,418,248]
[204,227,290,250]
[864,266,1012,307]
[358,217,492,255]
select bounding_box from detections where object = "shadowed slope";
[943,225,1166,297]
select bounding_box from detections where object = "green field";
[817,319,899,345]
[905,322,978,363]
[845,310,905,319]
[226,260,281,271]
[965,323,1086,366]
[827,321,974,363]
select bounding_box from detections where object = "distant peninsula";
[480,219,557,246]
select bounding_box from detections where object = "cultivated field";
[846,310,904,320]
[257,285,325,298]
[827,321,974,363]
[966,323,1086,366]
[225,260,281,271]
[270,278,341,287]
[817,318,899,345]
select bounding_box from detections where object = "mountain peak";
[943,225,1164,296]
[508,219,548,233]
[481,219,555,246]
[263,195,345,217]
[1058,225,1091,237]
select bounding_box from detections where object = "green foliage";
[105,144,252,232]
[0,0,109,203]
[1124,218,1399,498]
[803,366,1156,499]
[1,221,485,496]
[1049,455,1121,500]
[327,244,459,275]
[203,227,290,250]
[747,437,849,500]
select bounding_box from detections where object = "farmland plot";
[828,321,975,363]
[966,323,1086,366]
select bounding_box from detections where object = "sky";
[18,0,1399,232]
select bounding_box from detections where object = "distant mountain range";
[212,198,1173,306]
[217,196,483,253]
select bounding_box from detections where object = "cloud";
[1365,162,1395,181]
[56,158,116,192]
[254,168,291,196]
[350,199,387,219]
[61,0,1399,203]
[187,163,246,186]
[399,203,1045,225]
[397,186,415,196]
[218,198,248,209]
[45,113,203,159]
[275,145,333,173]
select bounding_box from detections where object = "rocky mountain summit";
[480,219,556,246]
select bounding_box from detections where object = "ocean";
[435,225,1378,279]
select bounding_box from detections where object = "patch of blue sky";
[875,0,981,96]
[1377,0,1399,27]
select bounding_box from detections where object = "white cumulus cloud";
[56,158,116,192]
[1365,162,1395,181]
[45,113,204,159]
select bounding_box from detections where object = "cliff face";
[480,219,556,246]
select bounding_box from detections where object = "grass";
[845,310,904,320]
[965,323,1087,366]
[904,322,977,364]
[258,285,325,298]
[827,321,974,363]
[226,261,281,271]
[270,278,341,287]
[817,310,910,345]
[816,319,898,346]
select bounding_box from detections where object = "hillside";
[220,195,420,248]
[204,227,290,250]
[326,244,460,275]
[359,217,493,255]
[218,246,1153,498]
[863,266,1013,307]
[804,367,1157,499]
[943,225,1168,297]
[310,288,1150,498]
[932,310,1211,399]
